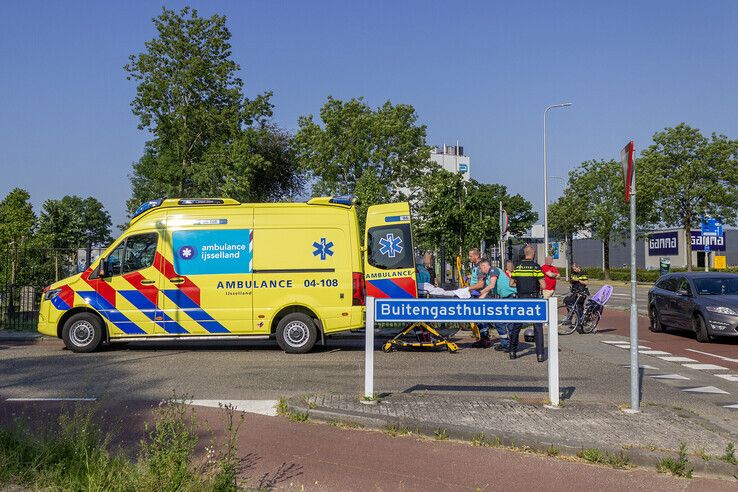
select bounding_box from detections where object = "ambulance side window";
[106,242,125,276]
[121,233,158,274]
[367,224,413,270]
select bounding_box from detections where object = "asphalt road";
[1,313,736,432]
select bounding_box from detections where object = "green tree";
[414,169,537,261]
[638,123,738,270]
[125,7,301,214]
[550,160,630,279]
[295,96,433,227]
[38,196,112,250]
[0,188,36,247]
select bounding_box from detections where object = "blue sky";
[1,1,736,228]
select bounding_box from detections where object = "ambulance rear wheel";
[276,313,318,354]
[62,313,103,353]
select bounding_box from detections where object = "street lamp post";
[548,175,568,280]
[543,103,572,254]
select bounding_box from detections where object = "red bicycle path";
[597,309,738,371]
[0,400,734,491]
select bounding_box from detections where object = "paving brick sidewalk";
[289,393,738,477]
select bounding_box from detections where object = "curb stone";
[0,331,49,342]
[287,396,738,480]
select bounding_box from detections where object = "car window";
[106,242,125,276]
[676,278,692,294]
[692,277,738,295]
[122,233,158,274]
[657,277,677,292]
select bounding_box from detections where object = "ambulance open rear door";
[363,203,417,299]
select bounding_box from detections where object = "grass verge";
[656,443,693,478]
[0,394,244,491]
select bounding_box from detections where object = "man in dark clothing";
[509,244,547,362]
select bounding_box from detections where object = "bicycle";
[558,289,606,335]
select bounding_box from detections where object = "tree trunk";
[602,236,611,280]
[684,214,693,272]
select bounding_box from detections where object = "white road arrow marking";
[715,374,738,382]
[682,386,730,395]
[651,374,690,380]
[682,363,729,371]
[685,349,738,363]
[658,356,698,363]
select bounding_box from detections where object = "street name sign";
[375,298,548,323]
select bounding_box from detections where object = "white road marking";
[658,356,698,363]
[602,341,629,345]
[723,404,738,409]
[189,399,278,416]
[682,386,730,395]
[651,374,690,380]
[685,349,738,363]
[715,374,738,382]
[6,397,97,402]
[682,363,729,371]
[615,345,652,350]
[638,350,672,355]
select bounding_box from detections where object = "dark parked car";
[648,272,738,343]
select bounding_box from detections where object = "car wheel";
[276,313,318,354]
[62,313,104,353]
[694,314,712,343]
[649,306,664,333]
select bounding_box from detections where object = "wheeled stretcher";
[381,283,470,353]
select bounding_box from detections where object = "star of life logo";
[312,238,334,261]
[178,245,196,260]
[379,233,403,258]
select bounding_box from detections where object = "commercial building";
[430,144,471,180]
[528,228,733,272]
[645,228,730,269]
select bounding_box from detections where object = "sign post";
[620,141,639,412]
[365,297,559,406]
[499,202,508,266]
[547,297,559,406]
[364,296,375,399]
[701,218,722,273]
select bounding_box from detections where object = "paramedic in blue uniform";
[509,244,547,361]
[473,259,495,348]
[467,248,484,295]
[480,260,517,351]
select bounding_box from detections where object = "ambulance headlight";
[44,288,62,301]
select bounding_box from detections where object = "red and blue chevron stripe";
[366,277,417,299]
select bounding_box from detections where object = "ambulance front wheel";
[276,313,318,354]
[62,312,104,353]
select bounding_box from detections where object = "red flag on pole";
[620,141,635,202]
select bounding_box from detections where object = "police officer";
[509,244,547,362]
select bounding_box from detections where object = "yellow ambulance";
[38,196,417,353]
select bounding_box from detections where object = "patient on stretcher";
[418,282,471,299]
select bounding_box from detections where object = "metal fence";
[0,244,103,331]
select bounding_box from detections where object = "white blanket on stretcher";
[419,283,471,299]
